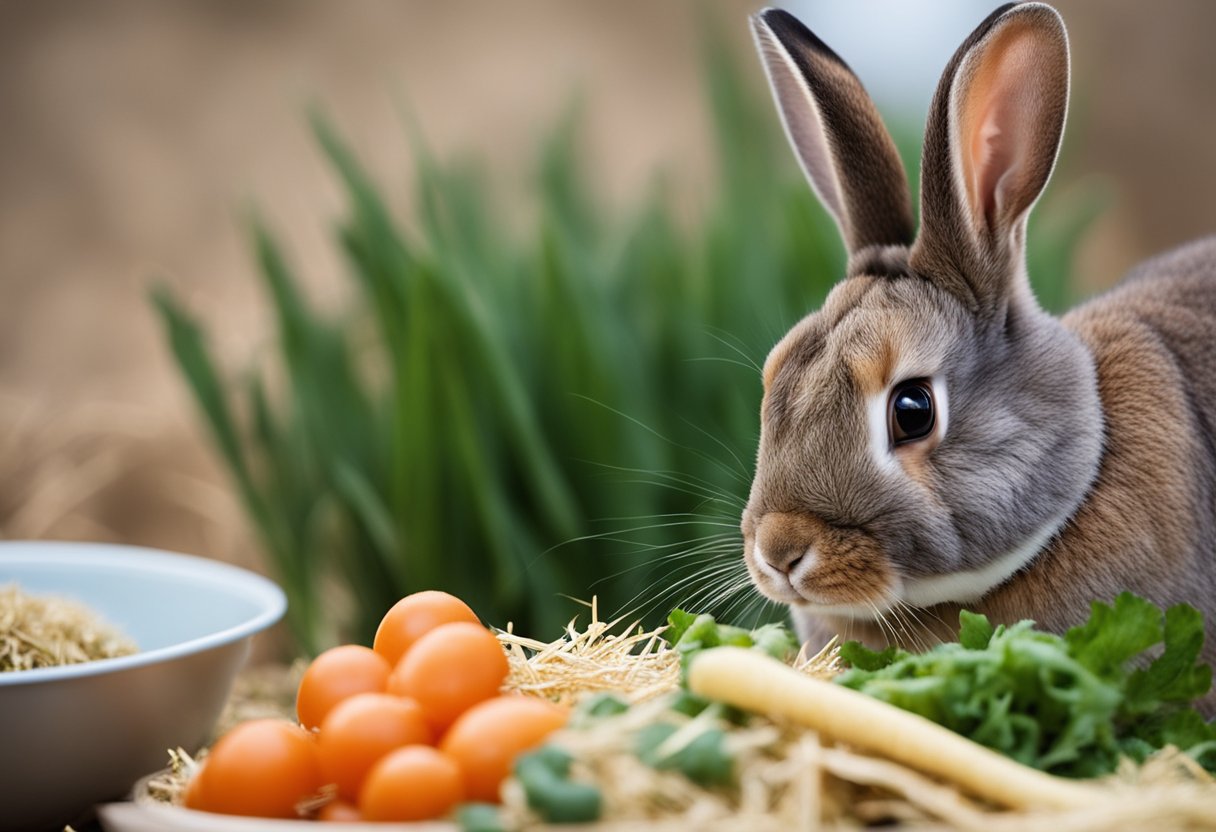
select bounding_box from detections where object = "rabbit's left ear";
[752,9,914,257]
[912,3,1069,308]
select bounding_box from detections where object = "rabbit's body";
[743,2,1216,694]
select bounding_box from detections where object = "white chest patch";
[899,508,1072,607]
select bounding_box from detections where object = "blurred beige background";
[1,0,1213,570]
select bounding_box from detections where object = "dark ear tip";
[755,7,794,26]
[752,7,851,72]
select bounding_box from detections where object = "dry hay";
[498,598,683,706]
[0,583,137,671]
[144,747,203,808]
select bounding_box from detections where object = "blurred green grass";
[154,24,1100,654]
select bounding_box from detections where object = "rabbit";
[740,1,1216,689]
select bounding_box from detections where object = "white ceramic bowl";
[0,541,286,832]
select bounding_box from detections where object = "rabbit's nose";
[754,512,816,576]
[753,542,802,574]
[756,543,808,575]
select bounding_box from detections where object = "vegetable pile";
[495,599,1216,829]
[165,591,1216,830]
[836,593,1216,777]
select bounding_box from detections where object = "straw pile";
[498,599,683,706]
[0,583,137,671]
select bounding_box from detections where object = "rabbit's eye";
[889,380,935,444]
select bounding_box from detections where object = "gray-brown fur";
[744,2,1216,709]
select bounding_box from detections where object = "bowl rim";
[0,540,286,687]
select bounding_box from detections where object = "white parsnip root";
[687,646,1104,812]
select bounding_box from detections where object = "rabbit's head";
[742,4,1104,626]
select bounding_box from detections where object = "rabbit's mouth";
[754,564,902,619]
[743,513,902,616]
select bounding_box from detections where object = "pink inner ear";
[970,99,1016,227]
[960,25,1058,233]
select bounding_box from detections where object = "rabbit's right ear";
[911,3,1069,311]
[752,9,914,257]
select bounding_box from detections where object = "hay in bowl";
[0,541,285,832]
[1,582,138,671]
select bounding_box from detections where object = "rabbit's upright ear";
[752,9,914,256]
[912,3,1069,310]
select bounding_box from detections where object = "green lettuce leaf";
[838,641,905,672]
[1065,592,1162,680]
[959,609,995,650]
[1125,603,1211,711]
